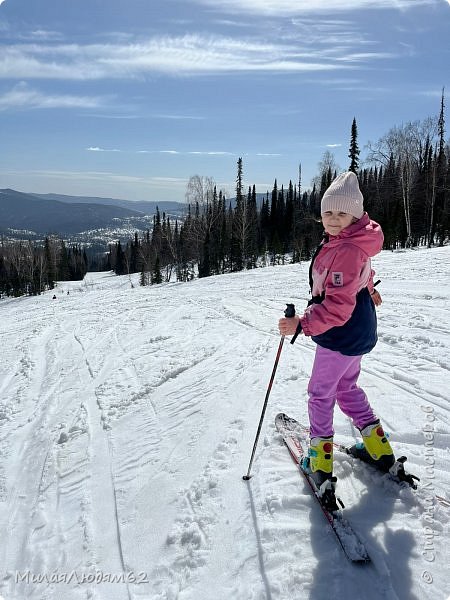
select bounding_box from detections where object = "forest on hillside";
[0,238,88,298]
[1,94,449,296]
[108,98,450,285]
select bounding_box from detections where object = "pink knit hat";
[321,171,364,219]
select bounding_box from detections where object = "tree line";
[2,93,448,294]
[107,172,326,283]
[0,237,88,297]
[108,93,449,285]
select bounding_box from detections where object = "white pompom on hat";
[321,171,364,219]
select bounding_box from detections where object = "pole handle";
[284,303,295,318]
[284,302,302,345]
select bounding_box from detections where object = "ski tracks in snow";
[1,249,449,600]
[0,304,133,599]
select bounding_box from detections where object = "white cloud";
[86,148,234,156]
[188,151,234,155]
[0,33,381,81]
[3,169,188,188]
[86,147,121,152]
[150,177,187,184]
[27,30,64,42]
[191,0,438,15]
[152,113,205,120]
[0,82,105,110]
[83,113,139,120]
[335,52,395,62]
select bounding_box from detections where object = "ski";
[287,420,421,491]
[277,419,450,508]
[275,413,371,564]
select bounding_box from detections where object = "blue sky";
[0,0,449,203]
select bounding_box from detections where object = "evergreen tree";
[115,241,126,276]
[246,185,259,268]
[349,117,360,173]
[285,180,294,252]
[435,88,448,245]
[140,267,148,286]
[269,179,278,251]
[44,237,55,289]
[233,157,245,270]
[151,208,162,256]
[198,232,211,278]
[319,168,333,203]
[0,254,9,296]
[218,191,227,273]
[130,232,139,272]
[151,256,163,284]
[259,193,270,255]
[58,241,70,280]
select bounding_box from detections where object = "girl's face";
[322,210,355,236]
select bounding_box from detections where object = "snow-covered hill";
[0,247,449,600]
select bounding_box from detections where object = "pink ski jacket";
[300,213,383,355]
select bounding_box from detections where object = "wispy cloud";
[26,30,64,42]
[414,88,447,97]
[335,51,396,62]
[0,82,105,110]
[83,113,139,120]
[152,113,205,120]
[326,143,342,148]
[212,18,257,28]
[191,0,439,15]
[0,32,388,81]
[86,147,121,152]
[2,169,188,188]
[0,21,65,42]
[85,146,282,158]
[188,150,234,155]
[87,147,234,156]
[288,18,374,47]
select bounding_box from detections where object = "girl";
[278,171,394,503]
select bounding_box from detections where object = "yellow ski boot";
[350,421,395,471]
[306,437,339,511]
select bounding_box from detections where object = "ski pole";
[243,303,296,481]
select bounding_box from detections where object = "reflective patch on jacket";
[331,272,343,286]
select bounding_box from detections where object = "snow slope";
[0,246,449,600]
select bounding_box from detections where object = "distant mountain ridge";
[0,188,268,244]
[0,189,185,239]
[31,192,184,216]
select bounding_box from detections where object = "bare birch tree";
[366,118,437,246]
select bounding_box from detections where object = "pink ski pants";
[308,345,377,439]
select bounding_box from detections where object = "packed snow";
[0,246,449,600]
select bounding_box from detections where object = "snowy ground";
[0,246,449,600]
